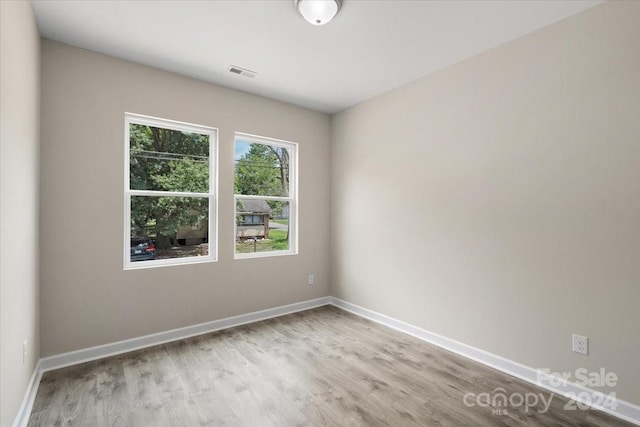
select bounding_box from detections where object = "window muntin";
[125,114,217,268]
[234,134,297,258]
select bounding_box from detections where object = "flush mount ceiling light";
[295,0,342,26]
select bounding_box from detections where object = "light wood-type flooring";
[28,305,632,426]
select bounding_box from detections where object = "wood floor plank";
[27,306,634,426]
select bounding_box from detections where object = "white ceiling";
[31,0,602,114]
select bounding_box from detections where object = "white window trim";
[234,132,298,260]
[124,112,218,270]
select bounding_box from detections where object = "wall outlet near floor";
[23,340,28,364]
[308,274,314,285]
[572,334,588,356]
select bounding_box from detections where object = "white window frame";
[234,132,298,260]
[124,113,218,269]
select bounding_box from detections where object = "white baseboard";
[329,297,640,426]
[12,360,42,427]
[39,296,332,372]
[13,296,332,427]
[13,295,639,426]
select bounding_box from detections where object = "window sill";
[124,255,217,270]
[234,250,297,261]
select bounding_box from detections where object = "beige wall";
[40,41,331,356]
[331,1,640,406]
[0,1,41,425]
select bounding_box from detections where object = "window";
[125,113,217,268]
[234,133,297,258]
[241,215,264,225]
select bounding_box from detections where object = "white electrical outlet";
[308,274,314,285]
[572,334,588,356]
[22,341,28,364]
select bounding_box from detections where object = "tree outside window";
[234,134,297,257]
[125,114,217,268]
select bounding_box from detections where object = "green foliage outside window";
[234,142,289,197]
[234,140,292,254]
[129,123,209,249]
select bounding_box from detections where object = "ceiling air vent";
[228,66,257,78]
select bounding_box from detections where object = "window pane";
[234,140,290,197]
[236,199,290,254]
[130,123,209,192]
[130,195,209,262]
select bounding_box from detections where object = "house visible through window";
[125,113,217,268]
[234,133,297,258]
